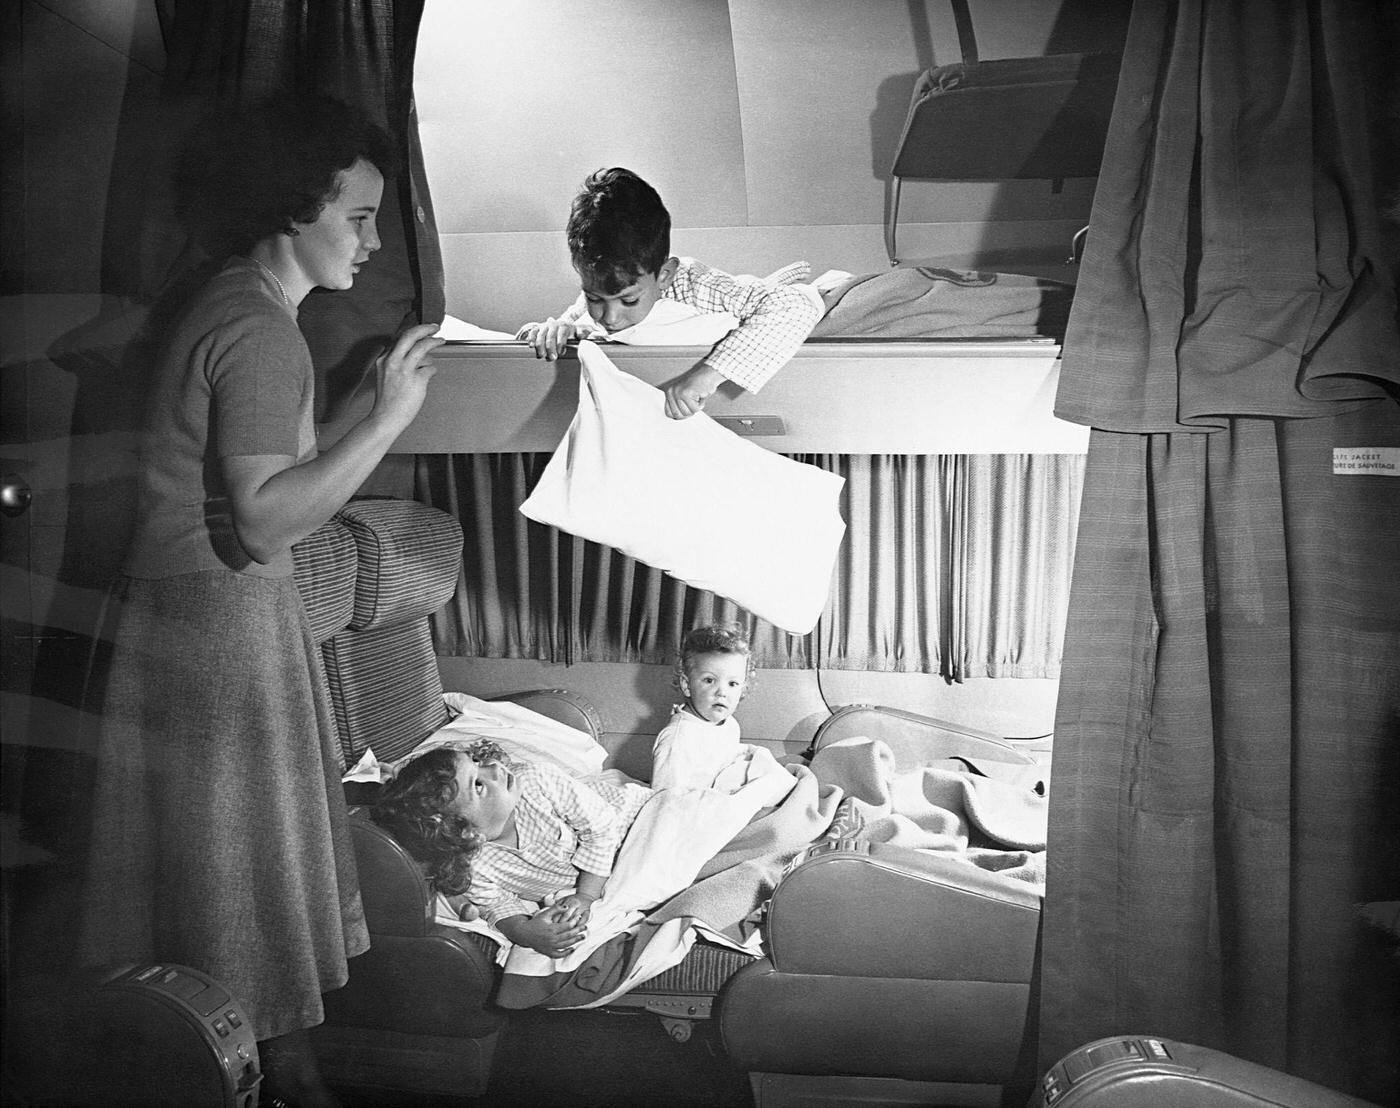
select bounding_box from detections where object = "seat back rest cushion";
[490,688,605,743]
[321,498,465,765]
[324,620,448,765]
[337,498,464,631]
[291,518,358,644]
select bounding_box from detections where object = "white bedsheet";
[435,772,791,996]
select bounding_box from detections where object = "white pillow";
[602,299,738,345]
[342,692,609,783]
[520,342,845,634]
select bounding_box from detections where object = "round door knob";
[1,476,32,517]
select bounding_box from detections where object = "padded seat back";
[292,497,464,767]
[291,517,359,644]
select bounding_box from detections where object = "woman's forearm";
[224,410,405,562]
[226,324,442,562]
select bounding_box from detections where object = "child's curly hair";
[371,743,506,896]
[672,623,755,691]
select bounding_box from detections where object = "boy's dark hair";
[567,167,671,294]
[673,623,754,690]
[372,746,483,896]
[174,91,399,256]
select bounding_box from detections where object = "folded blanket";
[810,266,1074,339]
[810,736,1048,883]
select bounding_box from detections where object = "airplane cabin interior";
[2,2,1397,1107]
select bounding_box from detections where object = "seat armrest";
[766,840,1041,981]
[350,810,435,937]
[321,928,501,1038]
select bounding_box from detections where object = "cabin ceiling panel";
[416,0,747,236]
[728,0,945,227]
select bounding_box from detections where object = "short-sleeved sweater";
[125,258,317,579]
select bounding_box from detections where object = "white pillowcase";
[600,298,739,345]
[519,342,845,634]
[342,692,609,783]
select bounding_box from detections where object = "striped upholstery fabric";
[336,498,464,631]
[311,498,464,766]
[290,519,358,644]
[321,618,451,765]
[630,942,752,995]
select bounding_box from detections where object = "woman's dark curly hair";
[371,746,485,896]
[174,91,399,257]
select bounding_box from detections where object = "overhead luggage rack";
[886,0,1121,265]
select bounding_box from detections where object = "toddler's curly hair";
[371,743,510,895]
[672,623,755,691]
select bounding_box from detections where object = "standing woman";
[79,94,443,1106]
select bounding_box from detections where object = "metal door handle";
[1,476,32,517]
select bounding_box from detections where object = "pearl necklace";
[252,258,291,307]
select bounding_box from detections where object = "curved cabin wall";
[409,1,1120,755]
[416,0,1128,332]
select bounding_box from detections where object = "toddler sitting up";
[373,739,650,957]
[652,624,792,793]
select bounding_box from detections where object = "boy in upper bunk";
[516,166,823,419]
[652,624,793,792]
[373,739,651,957]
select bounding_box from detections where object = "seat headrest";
[336,498,464,631]
[291,519,358,643]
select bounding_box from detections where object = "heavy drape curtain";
[1040,0,1400,1103]
[139,0,442,415]
[416,452,1083,678]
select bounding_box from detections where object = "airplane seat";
[717,704,1048,1108]
[290,498,1061,1103]
[718,839,1042,1108]
[292,497,505,1098]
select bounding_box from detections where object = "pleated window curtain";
[415,452,1083,678]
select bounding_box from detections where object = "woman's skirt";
[79,569,369,1040]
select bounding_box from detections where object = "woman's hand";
[516,318,578,361]
[372,323,443,431]
[500,906,588,958]
[663,361,724,419]
[223,323,442,563]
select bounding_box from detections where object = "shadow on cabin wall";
[8,7,172,973]
[873,0,1131,273]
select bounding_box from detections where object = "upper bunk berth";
[317,335,1089,456]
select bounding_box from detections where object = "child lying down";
[373,735,797,967]
[373,738,652,957]
[373,724,1049,1011]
